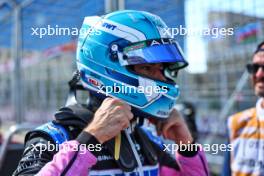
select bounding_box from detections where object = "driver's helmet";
[76,10,188,119]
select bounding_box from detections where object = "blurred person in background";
[13,10,209,176]
[222,41,264,176]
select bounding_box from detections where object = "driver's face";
[133,63,167,81]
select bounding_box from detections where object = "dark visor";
[120,38,188,69]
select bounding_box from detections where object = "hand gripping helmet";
[76,10,188,119]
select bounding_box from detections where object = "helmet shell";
[76,10,181,119]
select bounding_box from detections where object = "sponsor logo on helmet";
[150,38,175,46]
[88,77,103,87]
[157,110,169,116]
[124,38,176,53]
[102,22,117,30]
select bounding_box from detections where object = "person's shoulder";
[229,107,255,121]
[227,107,256,131]
[25,121,70,145]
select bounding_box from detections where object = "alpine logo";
[149,38,175,46]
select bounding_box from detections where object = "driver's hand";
[84,98,133,143]
[157,109,193,144]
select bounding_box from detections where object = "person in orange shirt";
[223,41,264,176]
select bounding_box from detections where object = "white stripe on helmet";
[83,16,146,42]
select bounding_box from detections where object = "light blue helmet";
[76,10,188,119]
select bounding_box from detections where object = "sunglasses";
[246,63,264,74]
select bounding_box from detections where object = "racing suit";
[13,99,209,176]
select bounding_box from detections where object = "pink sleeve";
[160,150,209,176]
[36,140,97,176]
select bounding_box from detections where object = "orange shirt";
[228,99,264,176]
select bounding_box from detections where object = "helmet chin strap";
[124,127,144,176]
[124,116,149,176]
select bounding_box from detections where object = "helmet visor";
[120,39,188,69]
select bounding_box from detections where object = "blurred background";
[0,0,263,175]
